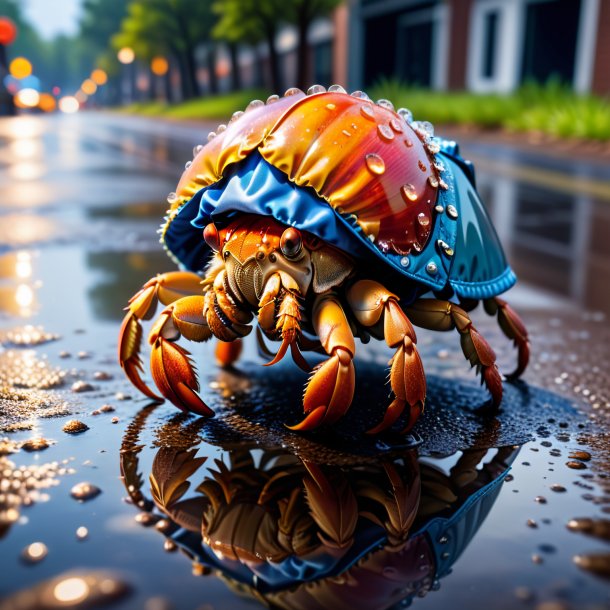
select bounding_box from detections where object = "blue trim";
[163,145,516,301]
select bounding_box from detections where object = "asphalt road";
[0,111,609,610]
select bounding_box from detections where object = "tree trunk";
[296,11,311,90]
[148,66,156,101]
[176,53,193,100]
[206,45,218,95]
[229,43,241,91]
[184,45,200,98]
[265,27,282,93]
[164,64,173,103]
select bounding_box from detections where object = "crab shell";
[161,88,515,302]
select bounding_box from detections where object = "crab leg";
[406,298,503,407]
[258,272,309,372]
[484,296,530,379]
[287,293,356,431]
[148,295,214,417]
[118,271,206,400]
[347,280,426,434]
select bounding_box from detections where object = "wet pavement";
[0,112,609,610]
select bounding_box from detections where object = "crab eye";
[203,223,220,252]
[280,227,303,259]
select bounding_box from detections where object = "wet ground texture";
[0,113,609,610]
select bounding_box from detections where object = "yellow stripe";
[470,155,610,202]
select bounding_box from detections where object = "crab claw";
[150,337,214,417]
[461,325,503,407]
[287,347,355,431]
[367,336,425,435]
[487,297,530,379]
[118,311,162,401]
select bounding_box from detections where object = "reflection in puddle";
[0,251,40,317]
[120,410,518,609]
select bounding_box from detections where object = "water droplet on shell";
[377,124,394,141]
[284,87,303,96]
[360,104,375,120]
[418,213,430,226]
[307,84,326,95]
[376,98,394,111]
[328,84,347,94]
[401,183,418,202]
[365,153,385,175]
[246,99,264,111]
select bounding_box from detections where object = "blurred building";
[341,0,608,94]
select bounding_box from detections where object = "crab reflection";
[120,413,518,609]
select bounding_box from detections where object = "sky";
[22,0,83,40]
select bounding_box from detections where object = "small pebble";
[531,554,543,564]
[93,371,113,381]
[115,392,130,401]
[566,461,587,470]
[77,351,90,359]
[71,482,101,501]
[71,381,95,393]
[527,519,538,528]
[550,484,567,493]
[568,450,591,461]
[63,420,89,434]
[21,438,50,452]
[535,496,547,504]
[100,404,115,413]
[111,417,119,424]
[58,351,71,358]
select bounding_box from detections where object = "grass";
[118,88,270,121]
[118,81,610,142]
[369,78,610,141]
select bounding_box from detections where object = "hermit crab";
[118,84,529,434]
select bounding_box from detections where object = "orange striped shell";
[168,87,443,256]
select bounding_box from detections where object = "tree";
[113,0,218,100]
[213,0,288,93]
[287,0,342,90]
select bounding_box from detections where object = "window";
[482,11,499,79]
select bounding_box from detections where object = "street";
[0,111,609,609]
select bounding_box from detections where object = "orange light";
[81,79,97,95]
[91,69,107,85]
[117,47,135,65]
[38,93,57,112]
[9,57,32,79]
[150,56,169,76]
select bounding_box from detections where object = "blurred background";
[1,0,609,118]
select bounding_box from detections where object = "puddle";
[1,114,609,609]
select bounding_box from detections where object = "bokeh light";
[0,17,17,45]
[58,96,79,114]
[91,69,108,85]
[38,93,57,113]
[117,47,135,65]
[74,90,88,104]
[9,57,32,80]
[81,79,97,95]
[150,56,169,76]
[15,88,40,108]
